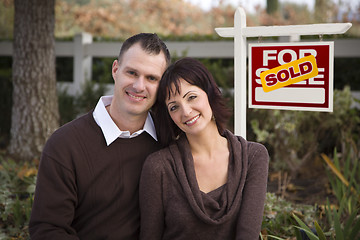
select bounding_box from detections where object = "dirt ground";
[267,158,337,206]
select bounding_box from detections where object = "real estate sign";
[249,42,334,112]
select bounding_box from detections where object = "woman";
[139,57,269,240]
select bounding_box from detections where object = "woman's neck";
[186,123,227,158]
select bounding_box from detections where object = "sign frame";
[248,41,334,112]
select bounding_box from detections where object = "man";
[29,33,171,240]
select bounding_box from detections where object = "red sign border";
[248,41,334,112]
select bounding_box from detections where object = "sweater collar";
[169,130,248,225]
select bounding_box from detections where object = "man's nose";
[133,76,145,92]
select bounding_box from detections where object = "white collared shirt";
[93,95,157,146]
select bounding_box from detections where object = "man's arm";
[29,149,79,240]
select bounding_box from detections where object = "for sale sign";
[249,42,334,112]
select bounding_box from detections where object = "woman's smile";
[184,114,200,126]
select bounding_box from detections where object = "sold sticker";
[260,55,318,92]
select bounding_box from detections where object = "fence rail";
[1,32,360,97]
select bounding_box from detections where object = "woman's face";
[165,78,213,136]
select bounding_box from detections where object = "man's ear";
[112,60,119,78]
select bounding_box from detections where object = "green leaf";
[333,208,344,240]
[292,213,319,240]
[293,226,319,240]
[348,215,360,240]
[292,213,312,232]
[343,209,358,235]
[314,221,326,240]
[266,235,286,240]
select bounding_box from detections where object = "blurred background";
[1,0,359,39]
[0,0,359,239]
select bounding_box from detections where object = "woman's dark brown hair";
[153,57,231,147]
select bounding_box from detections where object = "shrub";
[0,154,36,239]
[249,86,360,175]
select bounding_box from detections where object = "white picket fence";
[0,32,359,99]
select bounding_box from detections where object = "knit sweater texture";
[139,130,269,240]
[29,111,161,240]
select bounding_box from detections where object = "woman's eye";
[188,95,197,101]
[169,105,177,112]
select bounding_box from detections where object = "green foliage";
[200,58,234,90]
[324,147,360,216]
[56,57,73,82]
[57,87,77,126]
[321,141,360,239]
[0,57,12,149]
[0,1,14,40]
[267,0,279,14]
[292,213,324,240]
[92,57,114,84]
[334,58,360,90]
[292,200,360,240]
[285,140,360,240]
[262,192,318,238]
[0,154,36,239]
[249,86,360,174]
[58,80,108,125]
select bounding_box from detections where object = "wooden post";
[73,32,92,95]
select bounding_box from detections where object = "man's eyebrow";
[123,66,137,72]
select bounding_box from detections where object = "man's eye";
[148,76,157,81]
[128,71,136,76]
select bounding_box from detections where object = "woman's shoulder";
[247,141,268,154]
[225,130,267,154]
[226,130,269,164]
[143,145,175,171]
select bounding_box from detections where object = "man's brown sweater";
[29,111,160,240]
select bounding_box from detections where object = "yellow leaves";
[321,153,349,187]
[321,153,360,203]
[11,159,39,180]
[54,0,236,38]
[17,165,37,180]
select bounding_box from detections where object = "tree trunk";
[9,0,59,161]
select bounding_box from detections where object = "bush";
[58,80,108,126]
[0,153,36,239]
[249,86,360,175]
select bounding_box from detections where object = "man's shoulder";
[52,112,94,137]
[44,111,99,150]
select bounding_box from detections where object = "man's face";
[112,43,167,119]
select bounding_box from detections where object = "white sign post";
[215,7,352,139]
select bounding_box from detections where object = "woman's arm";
[139,151,166,240]
[236,142,269,240]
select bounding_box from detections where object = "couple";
[29,33,269,240]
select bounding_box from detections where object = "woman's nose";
[182,104,192,116]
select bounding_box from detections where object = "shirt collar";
[93,95,157,146]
